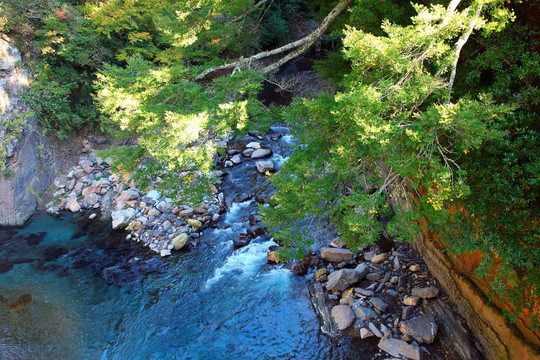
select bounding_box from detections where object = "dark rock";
[411,287,439,299]
[402,306,415,320]
[369,297,388,313]
[351,304,377,321]
[303,253,320,267]
[400,314,438,344]
[25,232,47,246]
[235,193,252,203]
[247,224,265,238]
[0,261,14,273]
[292,262,308,276]
[248,213,262,226]
[43,246,68,262]
[255,195,267,203]
[233,234,251,249]
[70,231,86,240]
[8,293,32,310]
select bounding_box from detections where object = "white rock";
[147,189,161,201]
[231,155,242,164]
[160,249,171,257]
[251,148,272,159]
[111,209,136,230]
[171,233,189,250]
[246,141,261,149]
[255,160,275,173]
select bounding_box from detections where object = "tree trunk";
[195,0,352,80]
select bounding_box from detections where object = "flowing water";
[0,127,376,360]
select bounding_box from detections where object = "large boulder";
[111,208,136,230]
[400,314,438,344]
[320,247,353,263]
[326,268,363,292]
[331,305,355,330]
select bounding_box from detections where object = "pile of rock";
[223,141,275,174]
[273,240,448,360]
[46,152,225,257]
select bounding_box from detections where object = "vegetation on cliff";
[1,0,538,329]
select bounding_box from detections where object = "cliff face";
[0,35,78,226]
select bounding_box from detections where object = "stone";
[246,141,261,149]
[352,304,377,321]
[231,155,242,164]
[369,322,383,338]
[54,175,68,188]
[171,233,189,250]
[409,264,421,272]
[369,297,388,313]
[160,249,171,257]
[188,219,202,228]
[118,189,139,202]
[340,297,354,306]
[147,208,161,217]
[111,209,136,230]
[292,262,307,276]
[326,269,362,292]
[193,206,207,215]
[255,160,275,173]
[320,247,353,263]
[67,199,81,213]
[83,193,100,207]
[366,273,382,282]
[233,234,251,249]
[360,328,374,339]
[251,148,272,159]
[331,305,355,331]
[402,306,415,320]
[400,314,438,344]
[267,250,279,264]
[314,268,328,281]
[180,208,194,217]
[378,337,421,360]
[146,189,161,201]
[354,287,375,297]
[371,253,389,264]
[329,238,346,248]
[247,224,265,238]
[403,296,420,306]
[225,160,233,167]
[243,148,254,157]
[411,287,439,299]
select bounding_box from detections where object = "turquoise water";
[0,130,375,360]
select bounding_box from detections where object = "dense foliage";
[1,0,538,328]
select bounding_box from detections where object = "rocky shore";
[277,238,484,359]
[46,134,279,257]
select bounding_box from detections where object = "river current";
[0,127,374,360]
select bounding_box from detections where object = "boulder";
[111,209,136,230]
[292,262,308,276]
[267,250,280,264]
[400,314,438,344]
[251,148,272,159]
[243,148,254,157]
[255,160,275,173]
[246,141,261,149]
[233,234,251,249]
[326,269,362,292]
[247,224,265,238]
[331,305,355,330]
[320,247,353,263]
[352,304,377,321]
[171,233,189,250]
[378,337,421,360]
[231,155,242,164]
[411,287,439,299]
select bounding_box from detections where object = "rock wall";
[412,217,540,360]
[0,35,79,226]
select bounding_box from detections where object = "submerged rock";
[26,232,46,246]
[8,293,32,311]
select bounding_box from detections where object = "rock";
[54,175,68,188]
[400,314,438,344]
[409,264,421,272]
[251,148,272,159]
[83,193,100,207]
[411,287,439,299]
[403,296,420,306]
[371,253,389,264]
[248,213,262,225]
[378,337,421,360]
[354,287,375,297]
[118,189,139,202]
[46,206,61,217]
[366,273,382,281]
[67,199,81,213]
[193,206,207,215]
[233,234,251,249]
[171,233,189,250]
[231,155,242,164]
[303,253,320,267]
[314,268,327,281]
[160,249,171,257]
[180,208,194,217]
[352,304,377,321]
[225,160,233,167]
[267,250,279,264]
[331,305,355,330]
[8,294,32,311]
[292,262,308,276]
[247,224,265,238]
[147,208,160,217]
[320,247,353,263]
[326,269,362,292]
[360,328,374,339]
[354,263,369,278]
[329,238,346,248]
[111,209,136,230]
[369,322,383,338]
[187,219,202,228]
[147,189,161,201]
[255,160,275,173]
[246,141,261,149]
[402,306,415,320]
[243,148,254,157]
[369,297,388,313]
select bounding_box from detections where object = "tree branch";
[195,0,352,80]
